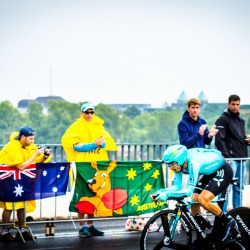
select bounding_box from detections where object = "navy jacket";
[215,108,248,158]
[178,110,212,149]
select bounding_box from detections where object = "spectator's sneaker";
[221,217,236,242]
[79,227,91,238]
[15,231,36,241]
[0,232,15,242]
[88,225,104,236]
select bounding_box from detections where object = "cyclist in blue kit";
[151,144,235,242]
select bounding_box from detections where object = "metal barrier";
[42,143,170,162]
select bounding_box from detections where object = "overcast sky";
[1,0,250,108]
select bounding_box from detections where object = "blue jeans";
[222,160,246,212]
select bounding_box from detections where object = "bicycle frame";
[168,198,212,240]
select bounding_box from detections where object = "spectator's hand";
[199,124,207,135]
[44,149,53,159]
[245,135,250,144]
[208,125,219,137]
[95,137,105,147]
[35,148,45,157]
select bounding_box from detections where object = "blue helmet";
[163,145,187,165]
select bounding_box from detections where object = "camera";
[38,145,51,157]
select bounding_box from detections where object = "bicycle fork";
[161,209,183,245]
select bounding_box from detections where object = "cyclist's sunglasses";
[167,162,175,167]
[83,111,95,115]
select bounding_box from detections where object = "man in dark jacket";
[215,94,250,211]
[178,98,218,149]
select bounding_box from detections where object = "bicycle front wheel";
[140,209,192,250]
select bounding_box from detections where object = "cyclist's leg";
[191,175,205,215]
[199,162,233,214]
[197,190,221,216]
[193,174,213,194]
[190,203,201,215]
[192,173,220,220]
[199,163,234,241]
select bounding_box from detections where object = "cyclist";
[151,144,235,242]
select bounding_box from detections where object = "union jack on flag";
[0,164,36,180]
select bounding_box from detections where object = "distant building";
[143,108,165,113]
[197,91,208,106]
[18,99,36,109]
[171,91,189,109]
[162,101,169,108]
[17,96,65,113]
[106,103,151,112]
[171,90,209,109]
[35,96,64,108]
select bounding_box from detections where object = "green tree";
[145,110,181,143]
[130,109,182,143]
[132,113,156,143]
[117,114,134,142]
[124,106,141,119]
[3,100,248,146]
[246,116,250,135]
[45,100,80,144]
[95,103,132,142]
[200,104,225,120]
[0,101,25,144]
[242,114,250,135]
[26,102,45,129]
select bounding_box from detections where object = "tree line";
[0,100,249,145]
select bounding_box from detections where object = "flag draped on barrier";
[0,162,70,202]
[69,161,167,217]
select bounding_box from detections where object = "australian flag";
[0,162,70,202]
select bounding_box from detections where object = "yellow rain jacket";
[61,115,118,162]
[0,132,52,212]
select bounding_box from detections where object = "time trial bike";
[140,181,250,249]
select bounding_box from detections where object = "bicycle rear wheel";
[227,207,250,249]
[140,209,193,250]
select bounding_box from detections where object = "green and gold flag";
[69,161,167,217]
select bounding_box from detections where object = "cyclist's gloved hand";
[154,189,172,201]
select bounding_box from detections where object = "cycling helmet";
[163,145,187,166]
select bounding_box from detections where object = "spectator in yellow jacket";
[61,102,117,238]
[0,126,52,242]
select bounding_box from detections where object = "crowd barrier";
[0,143,250,240]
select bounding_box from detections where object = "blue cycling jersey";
[157,148,226,199]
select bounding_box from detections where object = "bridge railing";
[41,143,171,162]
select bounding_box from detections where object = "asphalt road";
[0,214,216,250]
[0,219,149,250]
